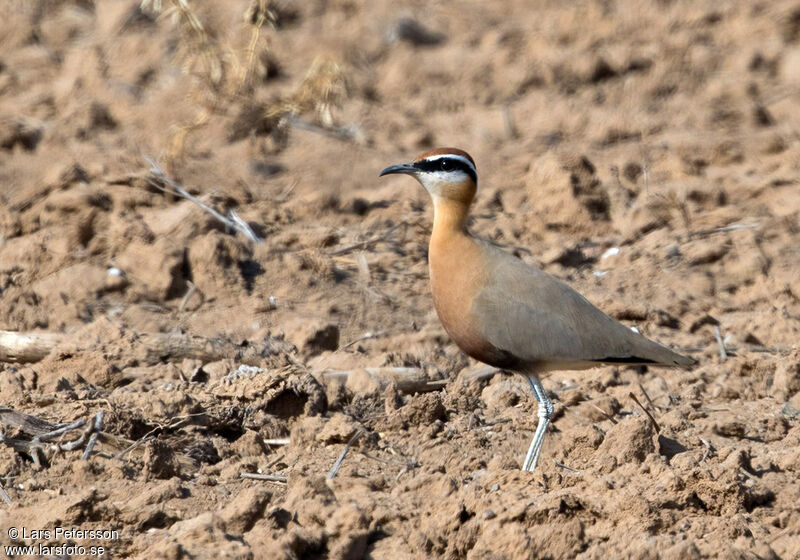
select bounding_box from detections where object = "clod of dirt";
[120,478,185,527]
[32,351,119,390]
[713,418,747,438]
[562,154,611,220]
[386,18,445,47]
[654,310,681,329]
[154,512,250,559]
[316,413,359,444]
[125,477,185,511]
[283,475,336,527]
[0,117,43,151]
[324,504,371,560]
[662,540,703,560]
[481,375,528,409]
[588,57,617,83]
[213,370,325,419]
[783,392,800,419]
[558,425,606,465]
[578,396,621,422]
[689,313,720,333]
[38,488,107,528]
[219,486,272,534]
[286,319,340,356]
[231,429,267,457]
[142,439,185,480]
[528,519,586,558]
[0,444,22,475]
[773,352,800,400]
[525,153,611,231]
[595,415,655,470]
[542,244,595,268]
[684,239,730,266]
[187,231,252,294]
[117,238,186,301]
[394,392,446,427]
[622,195,675,237]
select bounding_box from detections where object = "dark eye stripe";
[414,157,477,183]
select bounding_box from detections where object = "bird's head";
[379,148,477,205]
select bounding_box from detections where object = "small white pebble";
[594,270,608,277]
[723,334,735,345]
[601,247,620,260]
[107,267,122,276]
[489,483,500,492]
[630,326,640,334]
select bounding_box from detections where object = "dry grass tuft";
[140,0,349,165]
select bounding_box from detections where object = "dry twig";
[338,330,386,351]
[263,438,290,446]
[241,472,287,483]
[0,329,294,365]
[329,221,408,256]
[589,403,618,425]
[700,438,715,462]
[714,326,728,360]
[327,429,363,479]
[0,481,11,506]
[629,392,661,433]
[554,460,581,472]
[82,411,105,461]
[146,157,263,243]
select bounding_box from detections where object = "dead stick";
[33,418,86,442]
[700,438,714,462]
[589,403,618,425]
[329,221,407,256]
[327,430,363,479]
[714,326,728,360]
[0,330,294,365]
[637,383,659,412]
[240,473,287,483]
[629,392,661,433]
[0,481,11,506]
[0,407,67,436]
[145,157,263,243]
[554,460,580,472]
[82,411,104,461]
[0,331,62,363]
[263,438,290,446]
[338,330,386,351]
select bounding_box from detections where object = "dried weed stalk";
[140,0,349,165]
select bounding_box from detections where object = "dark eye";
[440,159,453,171]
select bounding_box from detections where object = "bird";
[379,147,695,472]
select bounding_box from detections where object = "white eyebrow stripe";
[421,154,476,175]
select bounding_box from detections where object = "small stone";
[713,419,746,438]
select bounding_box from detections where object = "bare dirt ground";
[1,0,799,558]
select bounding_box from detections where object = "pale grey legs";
[521,375,553,472]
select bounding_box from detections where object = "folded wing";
[472,247,694,373]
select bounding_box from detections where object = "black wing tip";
[595,356,658,365]
[676,355,698,369]
[596,352,697,368]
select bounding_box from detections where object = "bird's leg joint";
[539,398,554,421]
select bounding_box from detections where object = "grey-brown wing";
[472,252,693,369]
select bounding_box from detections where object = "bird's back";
[468,239,694,374]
